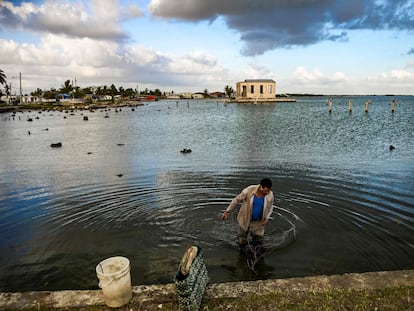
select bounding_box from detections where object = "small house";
[235,79,276,103]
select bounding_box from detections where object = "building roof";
[243,79,275,83]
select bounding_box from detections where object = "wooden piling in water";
[391,100,396,113]
[365,99,371,113]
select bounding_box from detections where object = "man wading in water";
[221,178,274,251]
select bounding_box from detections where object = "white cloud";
[284,66,414,94]
[241,63,273,80]
[294,66,348,84]
[1,1,413,95]
[0,35,229,93]
[0,0,143,41]
[125,45,165,65]
[367,69,414,84]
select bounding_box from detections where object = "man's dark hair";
[260,178,272,189]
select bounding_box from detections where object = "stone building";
[235,79,276,102]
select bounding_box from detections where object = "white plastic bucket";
[96,256,132,308]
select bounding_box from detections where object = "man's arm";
[221,188,248,220]
[261,193,274,225]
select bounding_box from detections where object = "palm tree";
[60,80,73,93]
[31,88,43,97]
[0,69,7,86]
[119,86,125,97]
[31,88,43,102]
[224,85,234,98]
[110,84,118,102]
[4,83,10,96]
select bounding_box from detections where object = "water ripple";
[0,97,413,291]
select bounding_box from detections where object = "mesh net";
[174,246,209,311]
[214,204,297,250]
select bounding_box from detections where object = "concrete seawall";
[1,270,413,310]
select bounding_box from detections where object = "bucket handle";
[98,266,130,288]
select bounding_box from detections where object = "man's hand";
[221,211,229,220]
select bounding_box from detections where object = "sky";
[0,0,413,95]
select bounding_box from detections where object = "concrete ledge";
[1,270,413,310]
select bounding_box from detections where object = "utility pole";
[19,72,22,105]
[72,77,77,102]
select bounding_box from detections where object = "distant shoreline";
[0,94,411,114]
[281,94,411,97]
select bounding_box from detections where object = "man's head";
[260,178,272,195]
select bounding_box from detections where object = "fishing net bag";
[174,245,209,311]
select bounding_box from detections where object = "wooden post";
[348,100,352,113]
[391,100,396,113]
[19,72,22,105]
[365,99,371,113]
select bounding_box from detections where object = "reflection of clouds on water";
[152,171,299,251]
[0,97,413,291]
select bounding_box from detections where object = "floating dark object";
[83,116,88,121]
[104,115,109,118]
[28,131,31,135]
[87,152,93,154]
[27,118,33,122]
[389,145,395,151]
[117,174,123,177]
[180,148,192,154]
[117,143,125,146]
[50,142,62,148]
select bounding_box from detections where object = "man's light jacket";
[225,184,274,231]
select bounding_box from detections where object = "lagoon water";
[0,96,413,291]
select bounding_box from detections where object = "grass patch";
[198,286,412,311]
[13,286,412,310]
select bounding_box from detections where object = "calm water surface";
[0,96,413,291]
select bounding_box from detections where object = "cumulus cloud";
[241,63,273,80]
[0,0,143,41]
[148,0,414,55]
[294,66,348,84]
[281,66,414,94]
[364,69,414,93]
[0,35,228,93]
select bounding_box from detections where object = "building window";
[242,86,247,97]
[268,85,272,94]
[260,85,264,94]
[250,85,254,94]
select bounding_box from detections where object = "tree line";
[31,80,139,100]
[0,69,235,102]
